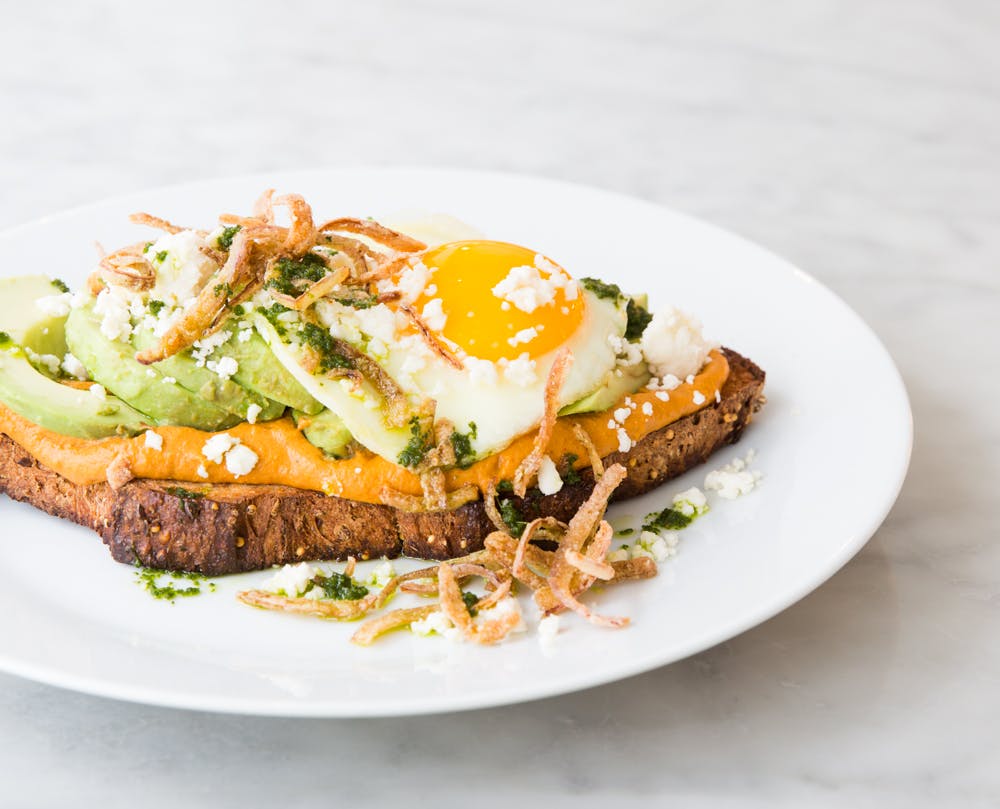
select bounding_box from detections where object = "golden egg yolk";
[408,240,584,362]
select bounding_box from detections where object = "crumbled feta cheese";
[538,614,561,647]
[60,353,88,380]
[93,287,133,342]
[35,292,73,317]
[499,353,537,386]
[161,376,177,385]
[655,391,670,402]
[146,368,157,378]
[692,390,706,405]
[613,406,631,424]
[196,464,209,479]
[537,455,564,495]
[672,486,709,517]
[366,560,396,588]
[145,230,219,306]
[420,298,447,332]
[640,306,715,381]
[264,562,315,597]
[715,390,722,403]
[388,260,431,304]
[237,328,253,343]
[25,348,61,376]
[641,401,653,416]
[207,355,238,380]
[491,263,566,313]
[191,330,231,367]
[246,403,262,424]
[466,357,498,386]
[606,545,631,563]
[143,430,163,451]
[704,451,762,499]
[410,610,460,640]
[508,326,540,347]
[224,444,259,477]
[616,427,633,453]
[88,383,107,400]
[202,433,240,464]
[633,530,672,562]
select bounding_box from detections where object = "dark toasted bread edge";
[0,348,765,575]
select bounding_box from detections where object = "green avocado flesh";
[130,323,284,423]
[0,275,69,359]
[213,320,323,415]
[65,304,240,431]
[0,277,150,438]
[560,361,651,416]
[293,408,353,458]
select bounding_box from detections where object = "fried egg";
[257,221,628,465]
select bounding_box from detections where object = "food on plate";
[0,191,765,638]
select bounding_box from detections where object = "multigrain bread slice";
[0,349,765,575]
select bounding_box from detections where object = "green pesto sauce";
[561,452,582,485]
[298,322,354,373]
[333,293,378,310]
[461,590,478,617]
[164,486,205,500]
[625,298,652,341]
[617,527,635,536]
[643,507,693,532]
[580,277,624,303]
[51,278,70,293]
[498,499,527,536]
[218,225,241,251]
[265,254,327,297]
[134,567,216,602]
[155,250,169,263]
[450,422,478,469]
[397,416,434,468]
[313,571,369,601]
[260,302,292,337]
[0,331,11,346]
[147,299,166,316]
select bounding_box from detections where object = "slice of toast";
[0,349,765,575]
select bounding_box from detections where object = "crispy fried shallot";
[399,304,464,370]
[318,217,426,253]
[237,589,370,620]
[135,229,261,364]
[513,348,573,497]
[128,212,184,234]
[571,421,604,478]
[378,483,479,513]
[351,606,438,646]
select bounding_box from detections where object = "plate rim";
[0,166,913,716]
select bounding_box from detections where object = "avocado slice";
[253,312,412,463]
[130,321,285,423]
[216,319,323,414]
[559,361,651,416]
[65,304,239,430]
[0,342,150,438]
[0,275,71,359]
[292,408,353,458]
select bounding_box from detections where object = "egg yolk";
[409,240,584,362]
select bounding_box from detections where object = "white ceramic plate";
[0,169,911,716]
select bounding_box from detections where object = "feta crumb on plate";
[704,451,762,499]
[264,562,315,597]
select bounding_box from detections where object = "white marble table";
[1,1,997,805]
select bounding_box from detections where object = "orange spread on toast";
[0,352,729,504]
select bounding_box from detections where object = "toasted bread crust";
[0,349,765,575]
